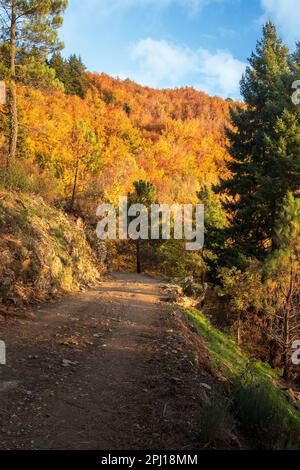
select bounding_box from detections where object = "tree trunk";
[7,0,18,170]
[269,339,280,369]
[282,306,291,380]
[282,259,294,381]
[70,157,79,212]
[136,239,142,274]
[237,311,242,347]
[200,247,206,285]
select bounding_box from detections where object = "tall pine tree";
[218,22,300,261]
[0,0,68,169]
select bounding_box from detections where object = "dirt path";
[0,273,211,450]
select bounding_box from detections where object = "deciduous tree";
[0,0,68,169]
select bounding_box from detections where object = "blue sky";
[60,0,300,99]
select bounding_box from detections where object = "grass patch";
[0,164,36,193]
[187,308,300,449]
[50,225,67,248]
[199,392,235,448]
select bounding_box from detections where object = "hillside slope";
[10,74,234,211]
[0,190,101,311]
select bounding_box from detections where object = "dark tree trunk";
[282,307,290,381]
[282,260,294,381]
[237,311,242,347]
[8,0,18,170]
[136,239,142,274]
[70,157,79,212]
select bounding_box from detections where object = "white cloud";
[196,49,246,97]
[130,38,198,86]
[121,38,246,98]
[261,0,300,43]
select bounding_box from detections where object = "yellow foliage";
[11,74,233,208]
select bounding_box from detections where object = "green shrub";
[0,161,63,201]
[0,163,36,193]
[155,239,205,278]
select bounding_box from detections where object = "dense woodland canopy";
[1,70,233,207]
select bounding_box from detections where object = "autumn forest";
[0,0,300,454]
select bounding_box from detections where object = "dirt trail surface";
[0,273,212,450]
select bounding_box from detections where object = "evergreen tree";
[48,52,67,85]
[128,181,157,274]
[67,54,89,98]
[198,185,227,231]
[197,185,227,279]
[217,22,300,260]
[291,41,300,79]
[49,53,89,98]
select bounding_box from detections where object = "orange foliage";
[15,73,234,206]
